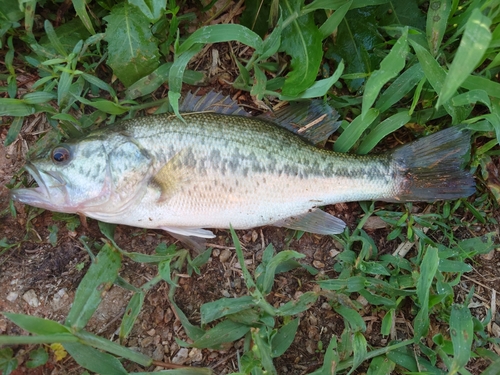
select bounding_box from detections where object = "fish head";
[11,137,111,213]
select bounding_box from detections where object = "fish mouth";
[10,163,69,211]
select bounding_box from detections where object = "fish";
[10,91,475,247]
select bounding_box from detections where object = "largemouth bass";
[11,92,475,245]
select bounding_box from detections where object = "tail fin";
[392,127,475,202]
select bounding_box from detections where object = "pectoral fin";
[275,209,346,235]
[161,226,215,252]
[152,149,193,203]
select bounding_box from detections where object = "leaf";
[64,342,128,375]
[0,348,18,375]
[201,296,255,325]
[280,60,345,100]
[3,313,69,335]
[271,318,300,357]
[191,320,251,349]
[4,116,24,147]
[280,0,323,96]
[308,335,339,375]
[65,244,122,329]
[319,1,352,38]
[449,304,473,372]
[129,0,166,22]
[0,0,23,23]
[326,7,384,91]
[0,99,36,117]
[50,343,68,362]
[362,28,409,117]
[414,246,439,340]
[333,108,379,152]
[376,0,425,29]
[351,331,368,374]
[26,347,49,369]
[104,2,159,87]
[366,355,395,375]
[72,0,96,34]
[357,111,411,154]
[335,306,366,332]
[240,0,274,38]
[119,292,144,341]
[437,8,492,107]
[426,0,452,56]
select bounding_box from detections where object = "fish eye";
[51,145,72,165]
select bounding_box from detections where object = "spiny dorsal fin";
[180,90,249,116]
[259,100,341,144]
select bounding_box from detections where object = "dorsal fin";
[180,90,249,116]
[180,90,341,144]
[259,100,341,144]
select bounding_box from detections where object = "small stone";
[329,248,341,258]
[305,340,315,354]
[188,348,203,362]
[172,348,189,364]
[251,230,258,242]
[147,328,156,336]
[22,290,40,307]
[152,344,164,361]
[492,323,500,338]
[219,249,232,263]
[141,336,154,347]
[313,260,325,268]
[6,292,18,302]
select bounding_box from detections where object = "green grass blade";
[63,342,128,375]
[0,333,78,345]
[437,8,492,107]
[366,355,395,375]
[362,29,408,118]
[2,313,69,335]
[449,304,473,372]
[191,320,251,349]
[271,318,299,357]
[414,246,439,340]
[375,63,424,113]
[426,0,452,56]
[65,244,122,329]
[4,116,24,147]
[201,296,255,325]
[462,75,500,99]
[333,108,379,153]
[357,111,411,154]
[319,0,352,38]
[119,292,144,342]
[72,0,96,34]
[178,24,263,55]
[350,331,368,374]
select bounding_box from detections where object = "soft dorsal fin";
[180,90,249,116]
[259,100,341,144]
[275,208,346,235]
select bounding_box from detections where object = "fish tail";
[391,127,475,202]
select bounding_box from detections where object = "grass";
[1,0,500,374]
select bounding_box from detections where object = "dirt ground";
[1,118,500,375]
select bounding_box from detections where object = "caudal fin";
[392,127,475,202]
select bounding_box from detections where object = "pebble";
[141,336,154,347]
[22,289,40,307]
[312,260,325,268]
[152,344,164,361]
[188,348,203,362]
[6,292,18,302]
[219,249,232,263]
[172,348,189,364]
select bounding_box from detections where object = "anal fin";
[275,209,346,235]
